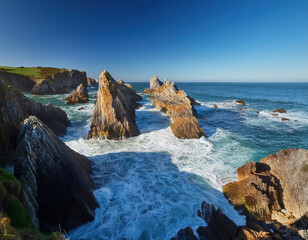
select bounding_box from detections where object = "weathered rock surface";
[236,100,246,105]
[14,116,99,232]
[143,76,163,94]
[151,80,205,139]
[65,83,89,104]
[87,70,141,140]
[31,69,87,95]
[87,77,97,86]
[0,80,70,166]
[223,149,308,227]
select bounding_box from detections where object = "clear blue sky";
[0,0,307,82]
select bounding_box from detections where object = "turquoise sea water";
[29,82,308,240]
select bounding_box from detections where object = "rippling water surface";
[29,82,308,240]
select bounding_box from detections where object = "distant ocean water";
[29,82,308,240]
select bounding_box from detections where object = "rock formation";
[0,70,35,92]
[87,77,97,86]
[14,116,99,232]
[274,109,287,113]
[65,83,89,104]
[87,70,141,140]
[0,80,70,166]
[236,100,246,105]
[143,76,163,94]
[151,79,205,139]
[31,69,87,95]
[223,149,308,227]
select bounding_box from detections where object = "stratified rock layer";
[14,116,99,232]
[0,80,70,166]
[65,83,89,104]
[31,69,87,95]
[87,70,141,140]
[152,80,205,139]
[223,149,308,226]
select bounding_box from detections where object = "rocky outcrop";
[151,80,205,139]
[87,70,141,140]
[143,76,163,94]
[236,100,246,105]
[31,69,87,95]
[87,77,97,86]
[65,83,89,104]
[0,80,70,166]
[14,116,99,232]
[0,70,35,92]
[274,109,287,113]
[223,149,308,227]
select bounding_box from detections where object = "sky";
[0,0,308,82]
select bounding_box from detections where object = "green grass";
[301,163,308,172]
[0,66,65,79]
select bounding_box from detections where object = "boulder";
[236,100,246,105]
[14,116,99,232]
[152,80,205,139]
[65,83,89,104]
[87,77,97,86]
[0,80,70,166]
[223,149,308,226]
[31,69,87,95]
[212,104,218,108]
[87,70,141,140]
[274,109,287,113]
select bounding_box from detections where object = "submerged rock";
[65,83,89,104]
[31,69,87,95]
[14,116,99,232]
[87,70,141,140]
[151,79,205,139]
[223,149,308,227]
[0,80,70,166]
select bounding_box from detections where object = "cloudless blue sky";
[0,0,307,81]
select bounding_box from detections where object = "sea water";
[29,82,308,240]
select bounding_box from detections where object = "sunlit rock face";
[14,116,99,232]
[151,79,205,139]
[65,83,89,104]
[87,70,141,140]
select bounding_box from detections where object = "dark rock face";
[236,100,246,105]
[31,69,87,95]
[151,80,205,139]
[0,70,35,92]
[14,116,99,232]
[0,80,70,166]
[65,83,89,104]
[87,70,141,140]
[223,149,308,226]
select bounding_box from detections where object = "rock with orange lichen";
[87,70,141,140]
[152,79,205,139]
[143,76,163,94]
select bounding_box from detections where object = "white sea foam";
[65,97,249,240]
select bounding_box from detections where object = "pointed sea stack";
[87,70,141,140]
[143,76,163,94]
[152,79,205,139]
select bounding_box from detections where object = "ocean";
[29,82,308,240]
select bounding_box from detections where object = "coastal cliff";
[150,79,205,139]
[14,116,99,232]
[31,69,87,95]
[87,70,141,140]
[0,80,70,166]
